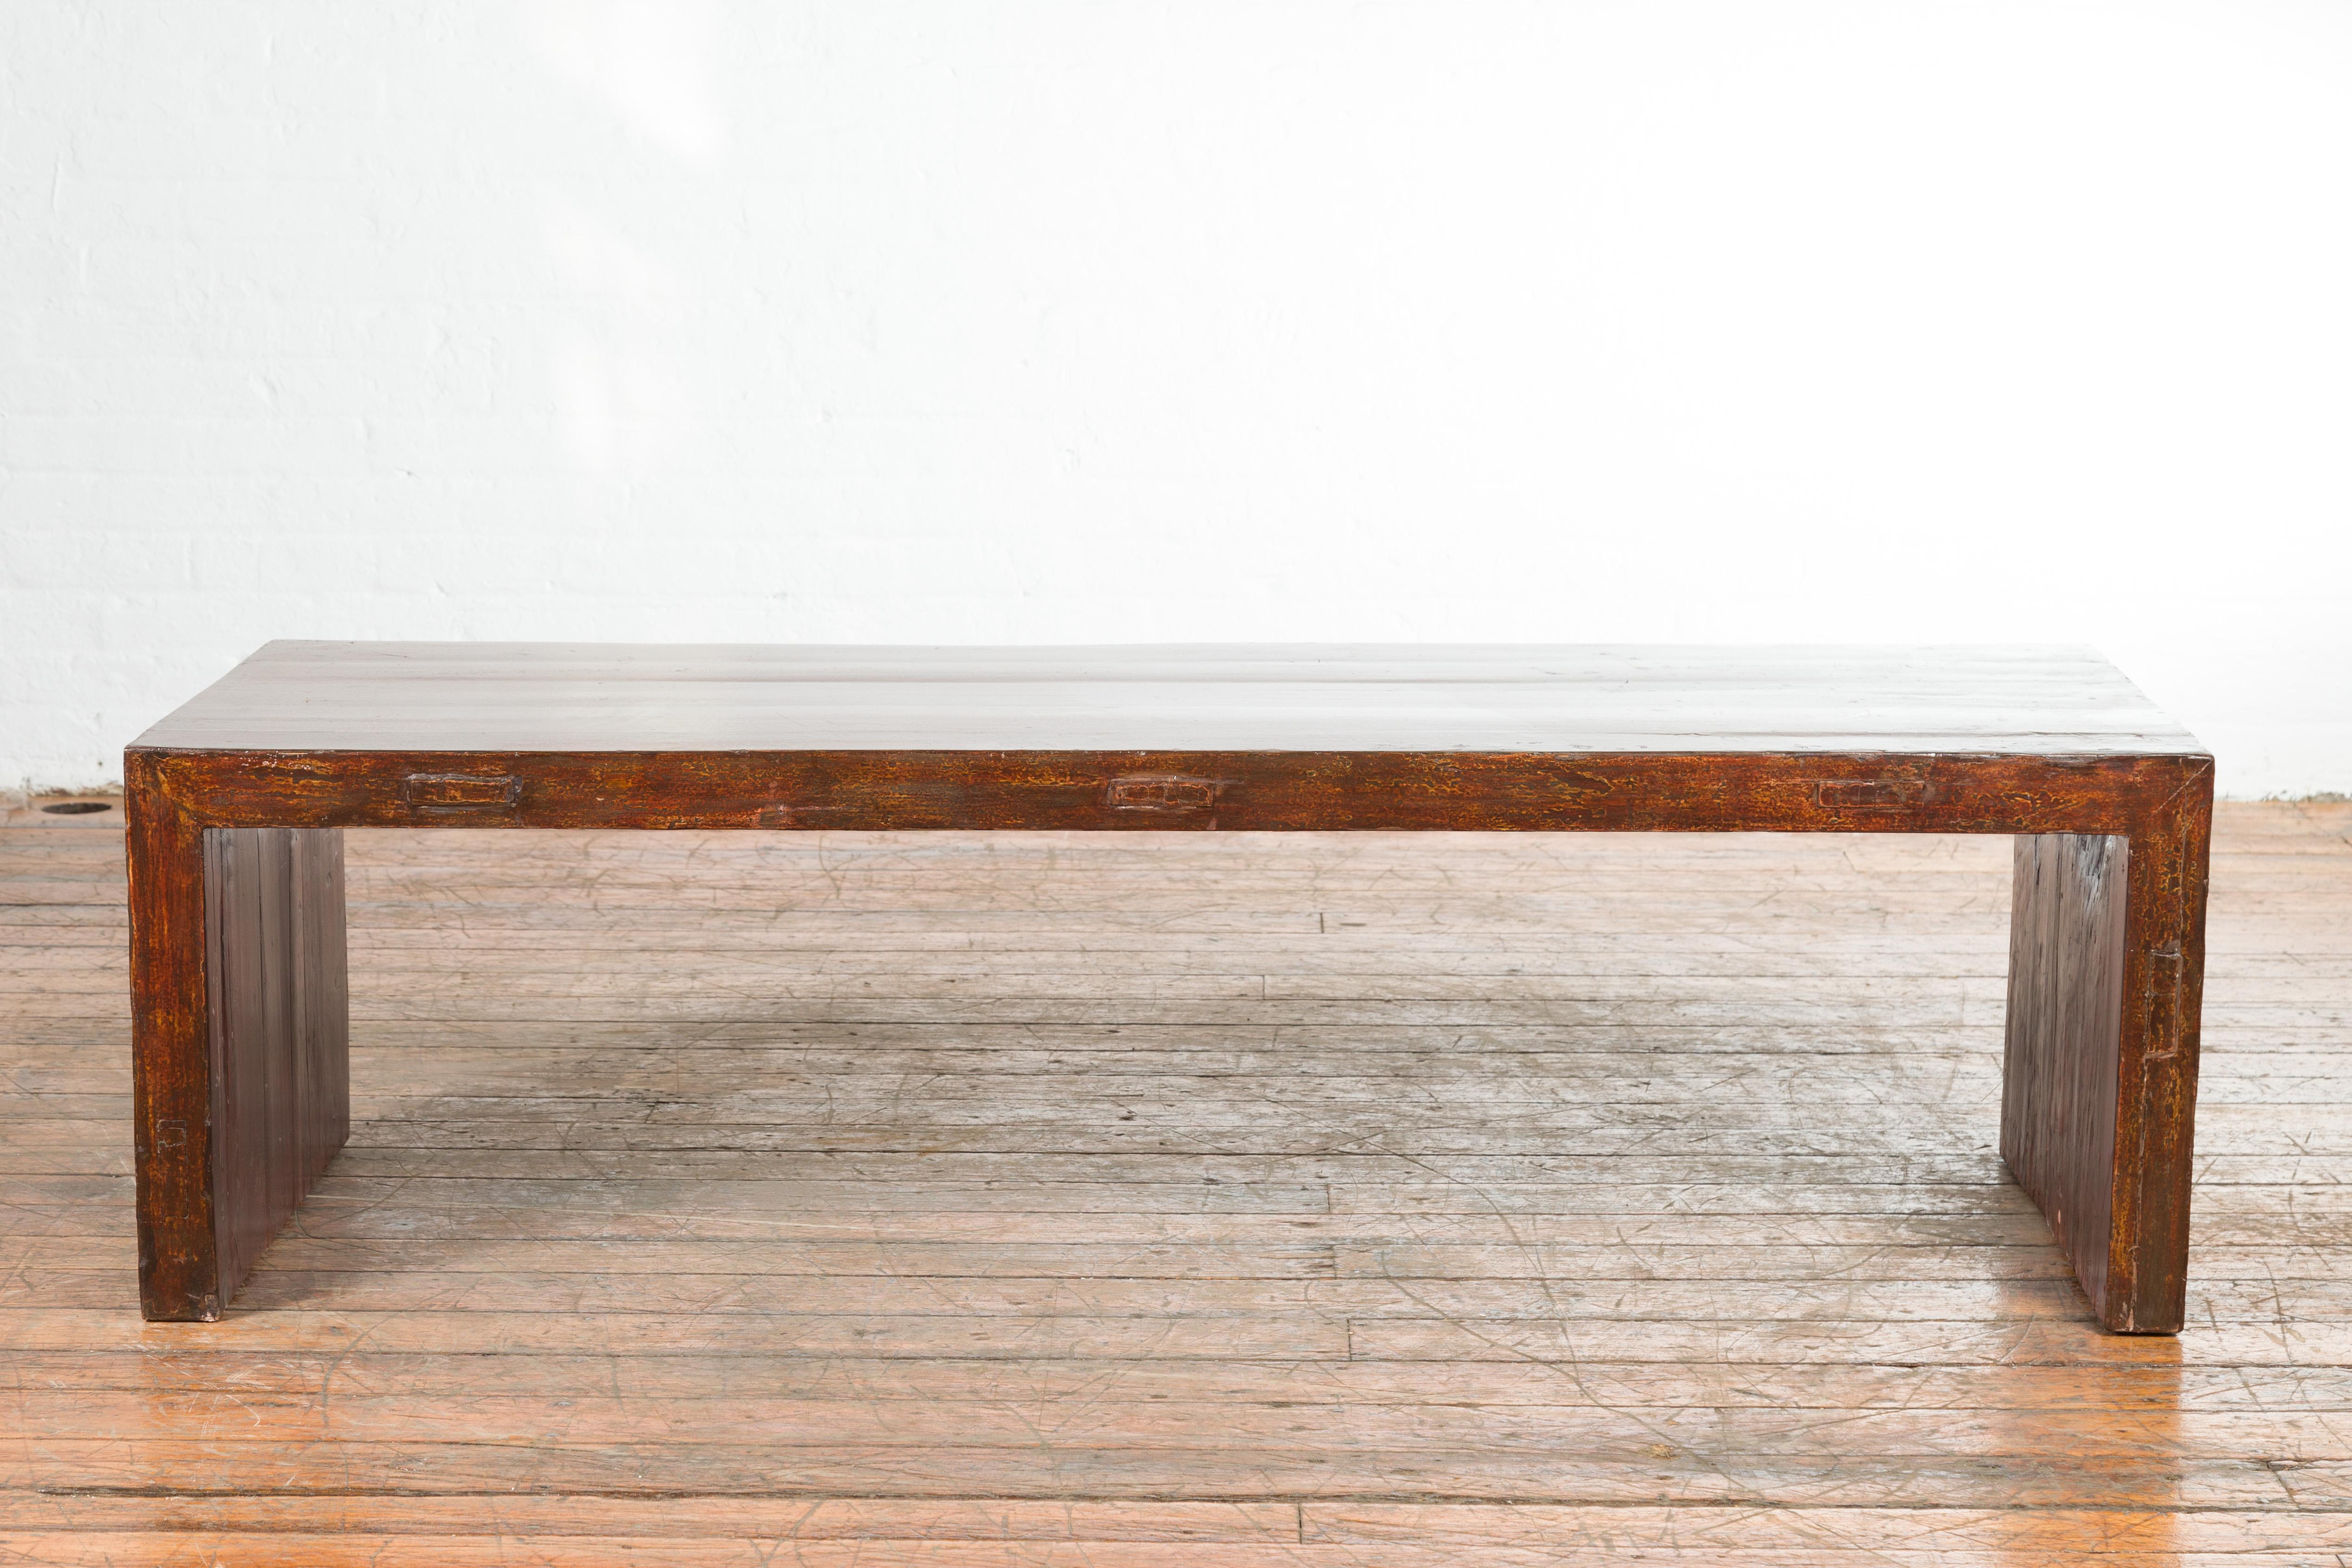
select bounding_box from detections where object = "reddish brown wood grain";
[203,826,348,1313]
[2003,833,2127,1314]
[129,748,2203,838]
[124,753,216,1321]
[2109,773,2214,1331]
[1998,771,2213,1333]
[126,770,351,1322]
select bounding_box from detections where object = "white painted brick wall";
[5,1,2349,796]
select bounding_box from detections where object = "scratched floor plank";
[0,802,2348,1561]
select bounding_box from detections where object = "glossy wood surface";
[7,809,2344,1563]
[135,641,2206,755]
[201,827,348,1312]
[2004,834,2131,1313]
[121,641,2216,1334]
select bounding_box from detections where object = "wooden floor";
[3,805,2350,1565]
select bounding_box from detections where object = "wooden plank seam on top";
[123,643,2214,1330]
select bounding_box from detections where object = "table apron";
[129,748,2203,836]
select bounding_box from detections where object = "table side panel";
[125,776,218,1320]
[2106,779,2215,1332]
[129,748,2210,837]
[195,827,352,1320]
[2002,834,2127,1316]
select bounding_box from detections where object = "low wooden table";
[125,642,2213,1331]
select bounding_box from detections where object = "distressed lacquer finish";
[124,643,2214,1329]
[2006,834,2131,1314]
[202,826,349,1305]
[128,760,349,1322]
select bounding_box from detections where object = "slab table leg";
[2003,800,2212,1333]
[129,797,350,1321]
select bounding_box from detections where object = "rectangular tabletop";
[136,642,2204,756]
